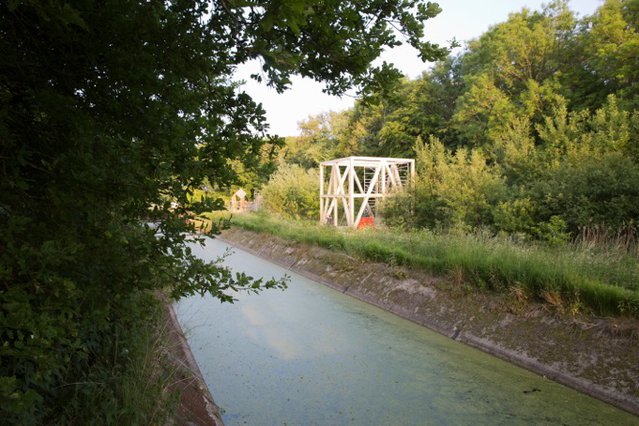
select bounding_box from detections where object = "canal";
[174,238,636,425]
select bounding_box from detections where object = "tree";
[460,1,575,98]
[283,111,350,168]
[405,57,465,148]
[359,58,465,156]
[566,0,639,110]
[452,74,517,148]
[0,0,448,421]
[453,1,574,148]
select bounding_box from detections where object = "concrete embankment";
[220,228,639,417]
[163,299,224,425]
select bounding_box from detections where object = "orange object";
[358,216,375,229]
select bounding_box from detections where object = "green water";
[175,238,637,425]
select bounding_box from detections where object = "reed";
[576,224,638,256]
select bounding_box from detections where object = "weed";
[509,284,528,303]
[541,290,564,311]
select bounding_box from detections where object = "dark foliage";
[0,0,446,422]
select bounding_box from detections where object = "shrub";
[493,197,538,237]
[260,164,320,220]
[384,136,506,230]
[531,151,639,234]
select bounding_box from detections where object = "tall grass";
[220,212,639,317]
[576,224,638,256]
[53,292,179,424]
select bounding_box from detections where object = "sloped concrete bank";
[164,301,224,425]
[220,228,639,417]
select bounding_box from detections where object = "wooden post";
[319,163,324,223]
[335,165,342,226]
[348,158,354,226]
[380,159,386,194]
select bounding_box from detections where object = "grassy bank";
[12,292,180,425]
[62,293,177,424]
[209,212,639,317]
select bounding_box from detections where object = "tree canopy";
[275,0,639,241]
[0,0,448,421]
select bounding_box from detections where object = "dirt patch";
[162,300,224,425]
[221,228,639,417]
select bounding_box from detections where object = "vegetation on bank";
[260,164,320,220]
[2,291,179,424]
[278,0,639,243]
[247,1,639,319]
[55,293,181,424]
[221,213,639,317]
[2,0,439,422]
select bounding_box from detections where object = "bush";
[260,164,320,220]
[1,289,177,424]
[384,136,506,230]
[493,197,537,236]
[532,151,639,234]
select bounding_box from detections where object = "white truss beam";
[319,156,415,228]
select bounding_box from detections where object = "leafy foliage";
[283,0,639,244]
[0,0,447,422]
[389,136,506,230]
[282,112,350,168]
[260,164,320,219]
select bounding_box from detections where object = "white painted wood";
[381,161,386,195]
[319,156,414,228]
[348,158,355,226]
[319,164,324,222]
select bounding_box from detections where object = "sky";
[233,0,603,137]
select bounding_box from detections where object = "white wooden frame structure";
[319,156,415,228]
